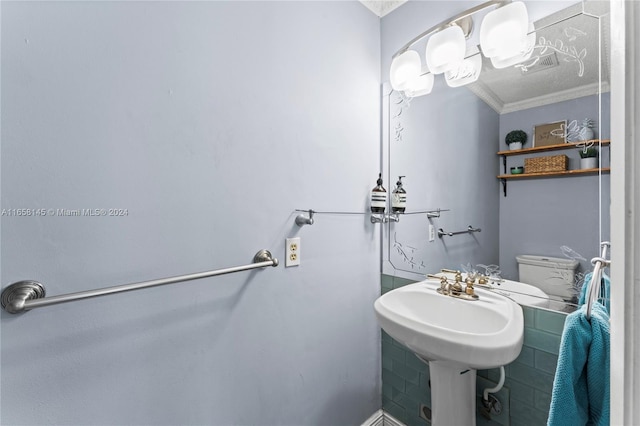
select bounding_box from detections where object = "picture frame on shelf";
[533,120,567,147]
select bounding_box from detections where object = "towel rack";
[437,225,481,238]
[293,208,450,225]
[586,242,611,319]
[1,249,279,314]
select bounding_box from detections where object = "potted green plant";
[579,146,598,169]
[505,130,527,150]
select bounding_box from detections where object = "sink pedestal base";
[429,360,477,426]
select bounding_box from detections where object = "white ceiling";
[359,0,407,17]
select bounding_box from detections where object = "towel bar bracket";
[1,280,46,314]
[253,249,278,265]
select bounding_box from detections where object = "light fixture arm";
[392,0,511,59]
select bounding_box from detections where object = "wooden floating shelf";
[497,140,610,157]
[497,167,611,179]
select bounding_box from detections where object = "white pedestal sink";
[374,279,524,426]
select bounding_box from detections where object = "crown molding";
[468,81,611,115]
[359,1,407,18]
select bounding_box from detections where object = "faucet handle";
[460,278,479,300]
[465,278,475,296]
[432,276,450,295]
[437,276,448,288]
[447,271,461,293]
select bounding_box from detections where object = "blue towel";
[578,272,610,314]
[547,303,610,426]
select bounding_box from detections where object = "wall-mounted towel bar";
[1,249,279,314]
[438,225,481,238]
[294,208,449,225]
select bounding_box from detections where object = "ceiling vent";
[519,52,559,75]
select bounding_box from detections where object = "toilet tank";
[516,255,580,301]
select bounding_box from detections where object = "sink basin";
[375,279,524,369]
[374,278,524,425]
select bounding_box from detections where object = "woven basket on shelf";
[524,155,568,173]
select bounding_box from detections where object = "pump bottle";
[391,176,406,213]
[370,173,387,213]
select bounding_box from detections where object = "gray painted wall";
[1,2,381,425]
[380,1,501,279]
[498,94,611,280]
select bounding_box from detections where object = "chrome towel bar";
[438,225,481,238]
[1,249,278,314]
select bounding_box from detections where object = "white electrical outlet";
[285,237,301,267]
[429,224,436,242]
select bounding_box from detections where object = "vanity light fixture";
[479,1,529,59]
[389,50,422,91]
[489,23,536,69]
[390,0,532,98]
[425,25,466,74]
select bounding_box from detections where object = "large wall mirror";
[381,0,610,314]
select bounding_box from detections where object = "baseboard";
[361,409,385,426]
[361,409,406,426]
[382,412,405,426]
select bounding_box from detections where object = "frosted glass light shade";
[404,73,434,97]
[480,1,529,59]
[390,50,422,91]
[490,24,536,69]
[425,25,466,74]
[445,53,482,87]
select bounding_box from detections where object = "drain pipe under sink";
[483,366,505,402]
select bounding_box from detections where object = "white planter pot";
[579,127,595,141]
[580,157,598,169]
[509,142,523,150]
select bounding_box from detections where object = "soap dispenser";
[391,176,406,213]
[370,173,387,213]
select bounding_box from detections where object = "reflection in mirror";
[382,1,610,314]
[467,1,609,113]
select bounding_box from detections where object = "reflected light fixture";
[390,0,531,98]
[405,71,435,97]
[445,49,482,87]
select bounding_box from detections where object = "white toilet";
[516,255,580,302]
